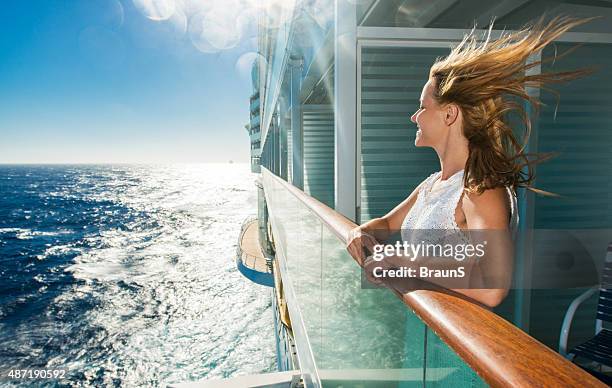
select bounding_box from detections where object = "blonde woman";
[347,16,594,307]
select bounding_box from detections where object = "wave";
[0,164,274,386]
[0,229,73,240]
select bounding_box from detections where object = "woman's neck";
[439,160,466,181]
[436,132,469,181]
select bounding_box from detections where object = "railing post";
[279,93,289,181]
[273,111,280,175]
[513,52,541,331]
[334,0,357,221]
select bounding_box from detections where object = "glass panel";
[283,89,293,184]
[264,169,497,387]
[356,0,377,25]
[293,205,323,358]
[279,84,290,181]
[319,225,426,387]
[263,170,322,386]
[358,0,610,29]
[293,1,335,81]
[424,329,486,387]
[264,169,427,387]
[262,0,298,144]
[359,0,471,28]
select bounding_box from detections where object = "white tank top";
[401,170,518,241]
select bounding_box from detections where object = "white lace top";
[400,170,518,242]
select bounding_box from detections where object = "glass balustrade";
[263,169,486,387]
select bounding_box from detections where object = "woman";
[346,15,594,307]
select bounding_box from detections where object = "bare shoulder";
[461,187,510,229]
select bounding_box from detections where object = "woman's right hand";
[346,227,379,267]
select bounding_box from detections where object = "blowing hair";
[429,15,597,195]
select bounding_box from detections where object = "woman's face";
[410,79,448,148]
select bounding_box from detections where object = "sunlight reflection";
[99,0,125,29]
[188,4,243,53]
[131,0,306,82]
[165,7,188,38]
[235,52,267,83]
[260,0,295,30]
[132,0,176,21]
[302,0,334,31]
[236,7,259,39]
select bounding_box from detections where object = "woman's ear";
[444,104,460,126]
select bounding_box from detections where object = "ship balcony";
[250,115,261,132]
[250,98,260,112]
[260,167,606,388]
[236,217,273,287]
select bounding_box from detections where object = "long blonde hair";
[429,15,596,195]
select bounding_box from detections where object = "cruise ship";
[178,1,612,387]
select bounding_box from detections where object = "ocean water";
[0,164,276,387]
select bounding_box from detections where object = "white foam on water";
[9,164,275,386]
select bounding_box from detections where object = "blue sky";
[0,0,260,163]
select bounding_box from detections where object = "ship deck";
[238,219,270,273]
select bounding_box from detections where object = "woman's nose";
[410,112,417,123]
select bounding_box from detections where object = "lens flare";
[165,7,188,38]
[303,0,334,31]
[132,0,176,21]
[235,52,267,83]
[236,7,259,39]
[188,5,243,53]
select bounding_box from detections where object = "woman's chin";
[414,135,425,147]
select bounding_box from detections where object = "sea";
[0,164,276,387]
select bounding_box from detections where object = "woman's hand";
[362,255,392,285]
[346,227,379,267]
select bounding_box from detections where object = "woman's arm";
[347,180,426,264]
[363,187,513,308]
[458,187,514,307]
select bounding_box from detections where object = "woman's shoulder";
[428,171,441,179]
[461,187,511,228]
[462,187,509,208]
[414,171,441,194]
[423,171,441,185]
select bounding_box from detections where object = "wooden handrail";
[262,168,605,388]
